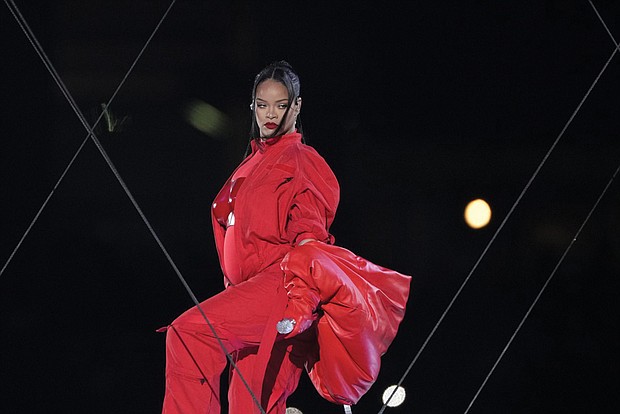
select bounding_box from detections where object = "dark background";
[1,1,619,413]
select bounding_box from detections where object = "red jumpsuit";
[161,132,340,413]
[161,132,411,413]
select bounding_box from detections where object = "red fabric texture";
[280,242,412,405]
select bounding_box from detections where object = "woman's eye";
[278,104,288,109]
[256,103,266,108]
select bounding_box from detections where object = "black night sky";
[1,1,619,413]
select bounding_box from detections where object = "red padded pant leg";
[228,330,315,414]
[162,269,292,414]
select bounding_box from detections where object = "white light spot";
[382,385,406,407]
[285,408,303,414]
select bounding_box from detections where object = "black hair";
[248,60,303,141]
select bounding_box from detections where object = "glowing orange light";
[464,198,492,229]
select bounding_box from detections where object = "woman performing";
[161,61,411,413]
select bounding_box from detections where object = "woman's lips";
[265,122,278,130]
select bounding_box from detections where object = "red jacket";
[211,132,340,287]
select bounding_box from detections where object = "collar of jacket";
[251,131,302,154]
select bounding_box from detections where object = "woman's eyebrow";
[255,98,289,102]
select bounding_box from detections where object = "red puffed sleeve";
[280,242,412,405]
[285,148,339,246]
[286,188,334,245]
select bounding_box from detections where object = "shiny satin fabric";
[212,176,246,228]
[280,242,412,405]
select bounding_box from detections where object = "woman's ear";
[295,97,302,114]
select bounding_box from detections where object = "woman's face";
[254,79,301,138]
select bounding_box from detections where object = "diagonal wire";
[378,6,619,414]
[462,2,620,412]
[2,1,266,412]
[589,0,619,46]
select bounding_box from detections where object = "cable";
[589,0,620,46]
[2,1,265,413]
[378,3,619,413]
